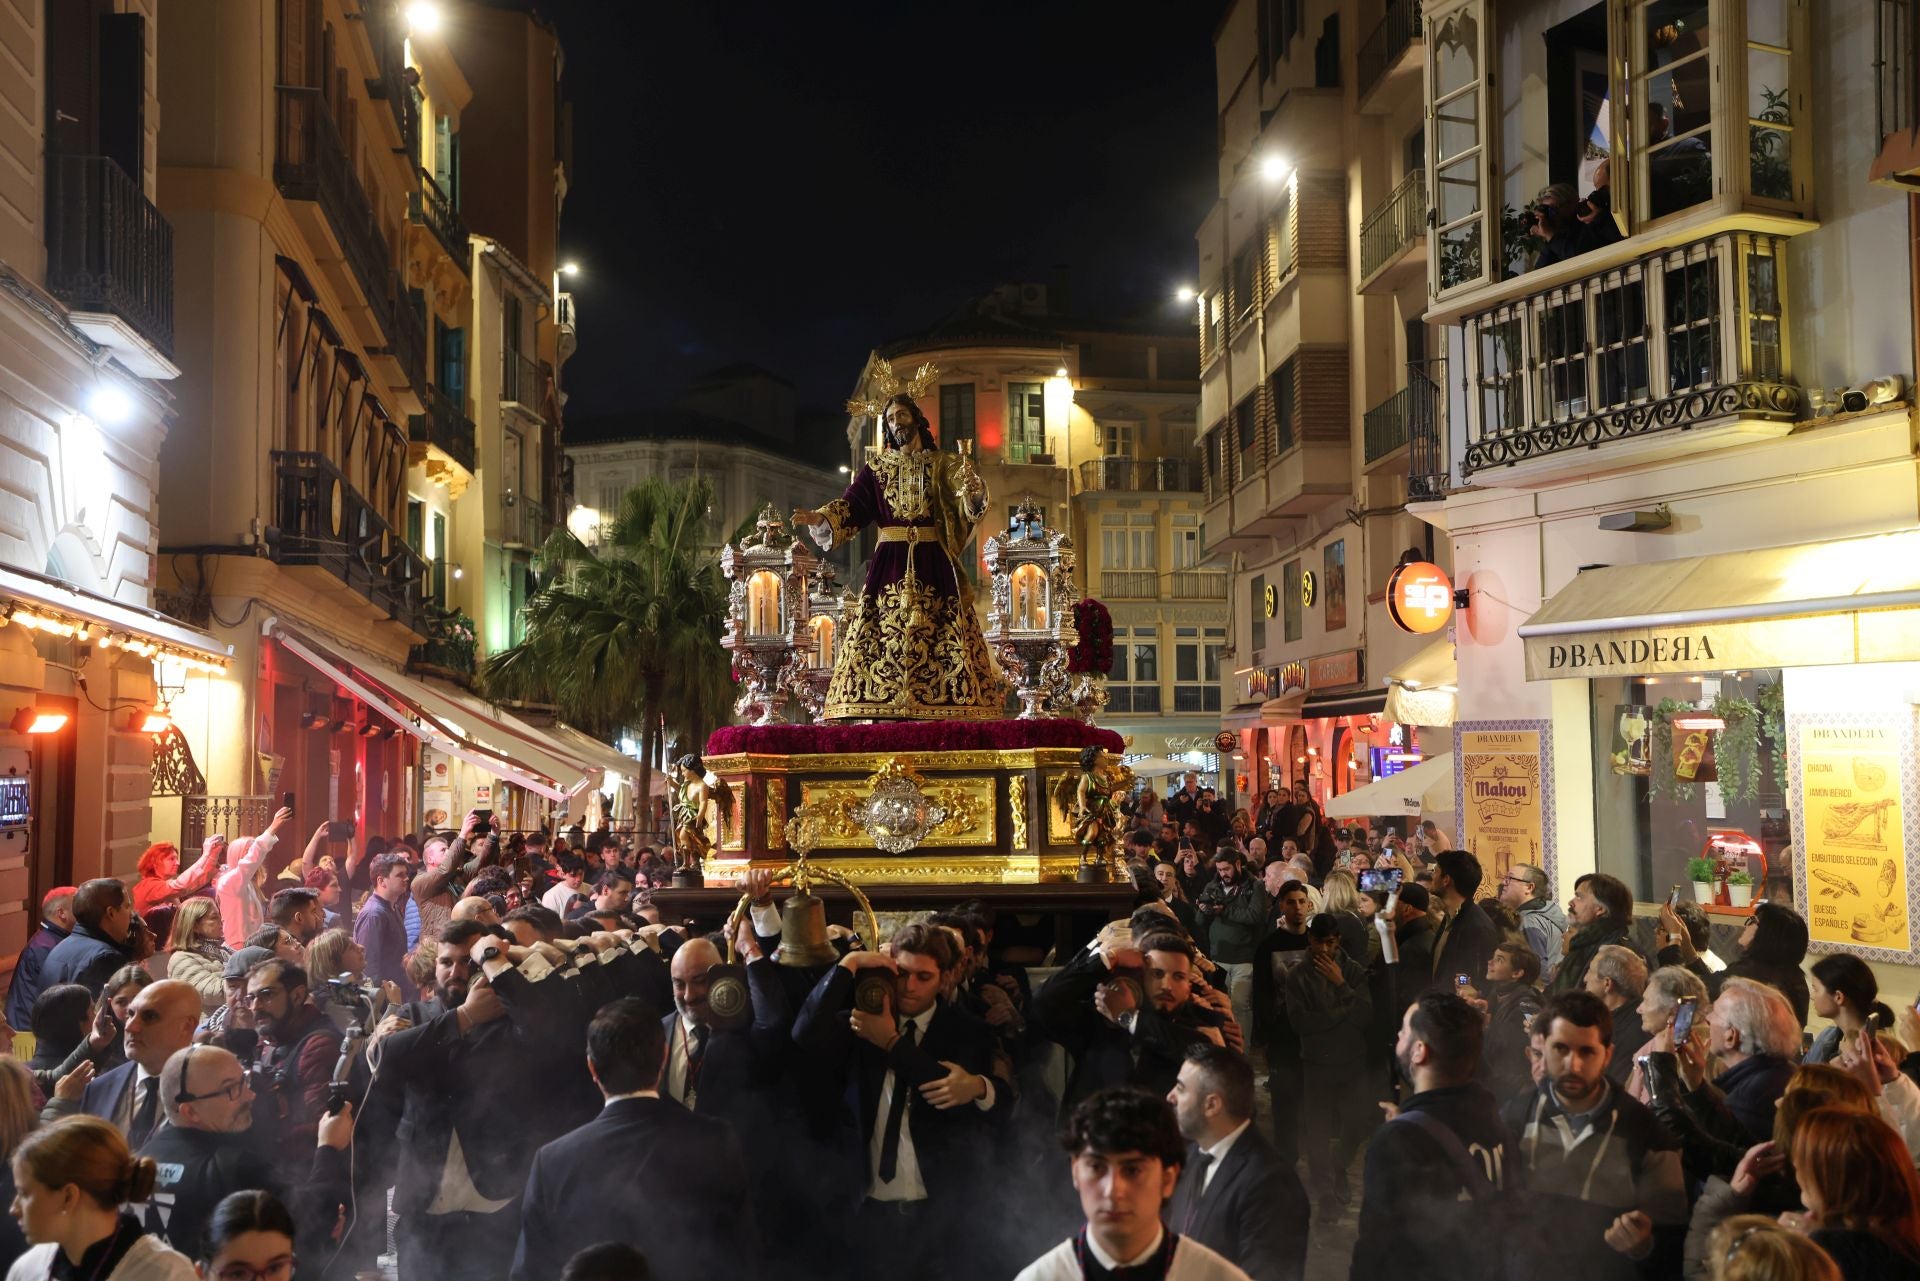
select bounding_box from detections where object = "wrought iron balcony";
[1364,365,1438,466]
[269,450,428,633]
[1357,0,1422,106]
[409,386,476,475]
[1359,168,1427,287]
[1075,455,1202,493]
[1407,362,1449,501]
[391,287,428,398]
[502,350,542,412]
[409,168,469,270]
[358,1,419,158]
[1170,570,1228,599]
[409,607,477,682]
[275,86,395,335]
[45,154,175,364]
[1100,570,1159,599]
[501,492,553,550]
[1460,231,1797,480]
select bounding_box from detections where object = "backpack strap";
[1389,1108,1498,1203]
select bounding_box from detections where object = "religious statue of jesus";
[792,390,1008,721]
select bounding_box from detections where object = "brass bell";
[775,889,840,967]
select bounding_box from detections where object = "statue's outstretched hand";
[791,508,822,529]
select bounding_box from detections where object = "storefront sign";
[1388,561,1454,634]
[1279,661,1307,696]
[1263,583,1278,619]
[1459,730,1544,888]
[1307,650,1362,690]
[1522,614,1878,681]
[0,775,28,829]
[1797,723,1909,953]
[421,746,454,829]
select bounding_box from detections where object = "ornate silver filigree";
[856,760,950,854]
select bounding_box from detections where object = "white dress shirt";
[114,1066,161,1136]
[864,1005,999,1202]
[1197,1118,1251,1196]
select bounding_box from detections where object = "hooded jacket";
[1516,897,1568,972]
[214,831,280,949]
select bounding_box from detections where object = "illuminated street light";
[559,262,581,277]
[1175,286,1195,303]
[406,2,443,35]
[1259,153,1291,183]
[85,384,134,426]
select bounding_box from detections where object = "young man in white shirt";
[1015,1086,1249,1281]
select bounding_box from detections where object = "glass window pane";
[1439,223,1483,291]
[1435,94,1480,165]
[1133,687,1161,714]
[1648,130,1713,219]
[1644,0,1710,72]
[1750,128,1791,200]
[1177,645,1199,682]
[1749,0,1788,48]
[1432,9,1480,98]
[1748,49,1791,119]
[1436,156,1481,225]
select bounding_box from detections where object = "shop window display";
[1589,669,1791,907]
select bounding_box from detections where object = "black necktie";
[129,1077,159,1149]
[876,1020,919,1182]
[1184,1151,1216,1227]
[687,1024,710,1094]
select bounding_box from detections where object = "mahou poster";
[1798,723,1909,952]
[1460,730,1544,890]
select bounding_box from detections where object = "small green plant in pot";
[1726,869,1754,908]
[1687,856,1718,903]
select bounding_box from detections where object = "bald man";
[663,934,786,1126]
[43,978,202,1143]
[452,896,500,926]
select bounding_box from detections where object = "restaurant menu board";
[1798,723,1909,952]
[1460,730,1544,890]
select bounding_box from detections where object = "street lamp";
[559,262,581,277]
[85,383,134,426]
[1175,285,1195,303]
[1259,153,1291,183]
[405,1,443,35]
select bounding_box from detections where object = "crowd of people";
[0,780,1912,1281]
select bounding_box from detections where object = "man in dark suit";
[374,920,553,1281]
[661,934,787,1122]
[1430,850,1501,994]
[40,877,137,996]
[1166,1044,1309,1281]
[40,978,200,1141]
[793,922,1012,1281]
[510,997,756,1281]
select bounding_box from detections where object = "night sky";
[538,0,1225,418]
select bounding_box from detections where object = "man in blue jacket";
[40,878,136,995]
[5,887,74,1028]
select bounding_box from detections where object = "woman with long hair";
[1804,955,1892,1066]
[307,928,368,1031]
[1709,1215,1840,1281]
[1151,863,1198,937]
[0,1059,35,1271]
[1683,1068,1883,1280]
[7,1115,194,1279]
[1787,1107,1920,1278]
[192,1191,295,1281]
[1315,870,1371,963]
[131,842,216,917]
[165,900,230,1015]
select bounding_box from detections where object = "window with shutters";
[939,384,976,448]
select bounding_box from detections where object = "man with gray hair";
[1676,977,1799,1147]
[1583,944,1651,1084]
[1499,862,1567,972]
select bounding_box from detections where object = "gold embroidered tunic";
[810,448,1009,721]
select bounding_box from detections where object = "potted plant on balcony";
[1687,856,1719,905]
[1726,869,1754,909]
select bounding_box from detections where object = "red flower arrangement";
[706,718,1124,757]
[1066,598,1114,676]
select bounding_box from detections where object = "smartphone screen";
[282,791,295,812]
[1667,884,1682,909]
[1670,996,1698,1043]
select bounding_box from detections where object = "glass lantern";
[721,503,807,726]
[786,560,850,723]
[983,499,1080,719]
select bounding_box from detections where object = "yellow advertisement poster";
[1799,724,1909,951]
[1459,730,1544,891]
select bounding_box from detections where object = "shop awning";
[385,677,602,798]
[1259,692,1305,724]
[266,620,586,802]
[1517,529,1920,680]
[0,563,232,668]
[1383,639,1457,727]
[1323,752,1454,818]
[1301,688,1388,718]
[546,724,638,783]
[1220,701,1264,730]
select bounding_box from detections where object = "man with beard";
[374,920,547,1281]
[1194,848,1268,1041]
[1166,1045,1308,1281]
[1548,873,1635,996]
[1033,931,1235,1113]
[245,957,344,1152]
[1503,991,1686,1281]
[140,1043,352,1256]
[1351,993,1514,1281]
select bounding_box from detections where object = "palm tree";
[483,476,734,829]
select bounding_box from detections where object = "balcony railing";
[1170,570,1228,599]
[1363,388,1412,462]
[1459,231,1797,479]
[502,350,541,410]
[1357,0,1421,102]
[1100,570,1159,598]
[1075,456,1203,493]
[275,86,395,335]
[270,450,428,633]
[1879,0,1914,144]
[1359,169,1427,283]
[45,154,175,361]
[390,287,427,397]
[409,607,477,682]
[409,168,468,269]
[502,492,553,550]
[182,795,275,852]
[1407,361,1448,500]
[358,1,419,158]
[409,385,476,475]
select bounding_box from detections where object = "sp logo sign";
[1387,561,1453,634]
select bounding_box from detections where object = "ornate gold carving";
[799,774,997,848]
[1046,771,1078,843]
[825,573,1008,722]
[1009,774,1029,850]
[707,853,1079,885]
[765,778,787,851]
[845,357,940,419]
[706,747,1092,774]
